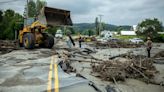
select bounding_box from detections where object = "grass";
[114,35,143,40]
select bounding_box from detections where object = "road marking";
[54,56,59,92]
[47,56,53,92]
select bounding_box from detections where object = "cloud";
[0,0,163,25]
[47,0,105,15]
[0,0,26,14]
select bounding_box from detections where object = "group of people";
[66,34,153,58]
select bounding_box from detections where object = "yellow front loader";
[19,7,72,49]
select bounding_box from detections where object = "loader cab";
[24,18,35,27]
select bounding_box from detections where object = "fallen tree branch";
[72,54,92,59]
[149,80,164,86]
[112,77,122,92]
[68,58,101,64]
[129,65,149,81]
[153,59,164,64]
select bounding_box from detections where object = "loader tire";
[23,33,35,49]
[44,35,54,48]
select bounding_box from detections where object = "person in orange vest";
[146,37,152,58]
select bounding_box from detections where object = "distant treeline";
[74,23,132,32]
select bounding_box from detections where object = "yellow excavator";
[19,7,72,49]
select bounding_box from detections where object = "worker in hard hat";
[146,37,152,58]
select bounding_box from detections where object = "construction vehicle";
[19,7,72,49]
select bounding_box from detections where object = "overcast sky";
[0,0,164,25]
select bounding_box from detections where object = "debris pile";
[56,46,163,86]
[94,40,144,48]
[91,56,158,83]
[0,40,18,54]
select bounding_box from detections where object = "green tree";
[0,10,3,39]
[0,10,3,22]
[95,17,99,35]
[28,0,37,17]
[0,9,23,40]
[88,29,94,36]
[36,0,47,14]
[82,29,95,36]
[101,22,106,31]
[1,9,15,39]
[136,18,163,39]
[116,26,123,35]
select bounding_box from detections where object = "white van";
[55,29,63,38]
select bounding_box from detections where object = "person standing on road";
[146,37,152,58]
[79,36,82,48]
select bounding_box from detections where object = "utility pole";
[26,0,29,18]
[98,14,103,36]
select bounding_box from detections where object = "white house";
[120,30,136,36]
[158,32,164,34]
[120,25,137,36]
[100,30,113,38]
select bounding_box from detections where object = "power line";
[0,0,22,4]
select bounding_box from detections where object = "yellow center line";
[54,56,59,92]
[47,56,53,92]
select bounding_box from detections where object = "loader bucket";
[38,6,73,26]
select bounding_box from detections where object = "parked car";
[108,38,120,42]
[129,38,143,44]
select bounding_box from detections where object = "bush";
[153,34,164,42]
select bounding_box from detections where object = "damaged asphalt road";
[0,49,103,92]
[0,49,55,92]
[0,42,164,92]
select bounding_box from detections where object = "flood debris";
[92,40,144,48]
[55,41,164,87]
[91,55,162,85]
[154,50,164,58]
[105,85,117,92]
[56,45,164,85]
[153,51,164,64]
[0,40,19,54]
[59,59,76,73]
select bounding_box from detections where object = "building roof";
[121,31,136,35]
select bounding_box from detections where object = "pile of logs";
[91,57,159,84]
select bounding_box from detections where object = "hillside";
[74,23,132,32]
